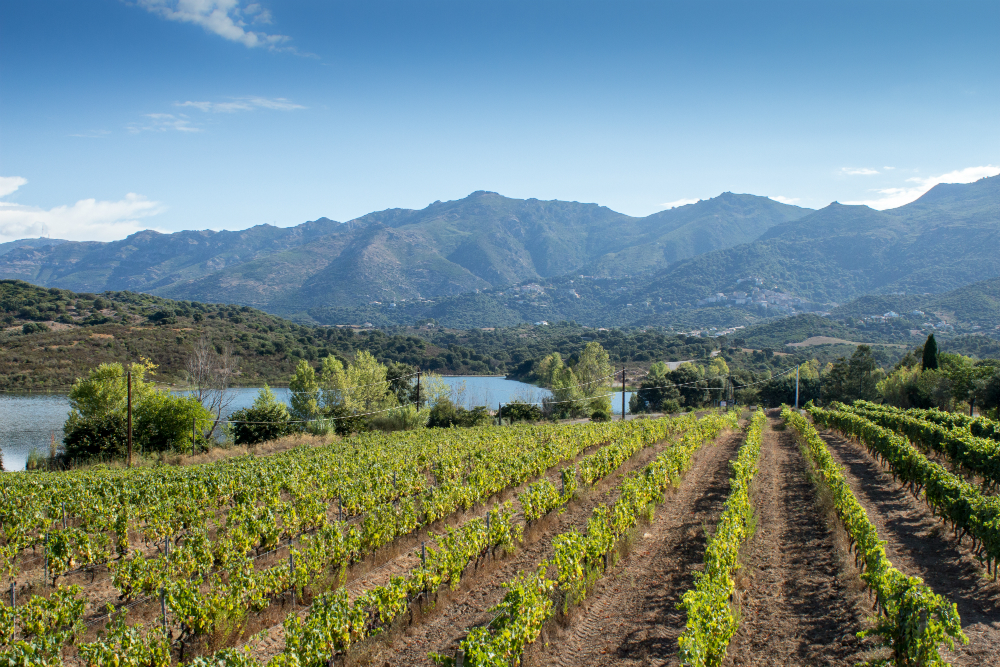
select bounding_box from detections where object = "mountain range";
[1,176,997,332]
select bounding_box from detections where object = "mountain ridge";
[0,190,811,311]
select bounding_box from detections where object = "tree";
[385,361,419,406]
[500,401,543,423]
[186,337,238,441]
[539,354,584,419]
[975,370,1000,417]
[135,392,213,454]
[318,351,398,434]
[630,361,681,413]
[575,342,613,415]
[229,385,294,446]
[922,334,939,371]
[289,359,320,422]
[64,359,211,460]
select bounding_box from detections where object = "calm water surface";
[1,378,638,471]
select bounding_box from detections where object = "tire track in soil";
[526,427,744,667]
[820,428,1000,667]
[724,415,870,666]
[364,430,712,667]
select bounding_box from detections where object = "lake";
[0,377,636,471]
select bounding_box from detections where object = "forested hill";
[0,280,722,390]
[0,192,808,313]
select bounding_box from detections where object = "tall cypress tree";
[922,333,939,371]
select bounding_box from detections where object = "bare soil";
[724,416,872,666]
[523,428,745,667]
[820,428,1000,666]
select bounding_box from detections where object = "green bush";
[500,401,543,423]
[64,412,128,460]
[230,386,295,446]
[427,398,493,428]
[590,409,611,422]
[21,322,50,335]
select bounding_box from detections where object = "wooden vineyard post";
[455,649,465,667]
[192,416,197,456]
[289,542,296,607]
[127,370,133,467]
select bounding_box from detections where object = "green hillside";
[1,280,732,390]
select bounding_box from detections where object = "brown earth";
[361,429,742,667]
[820,428,1000,666]
[724,416,873,666]
[522,428,745,667]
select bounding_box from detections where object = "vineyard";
[3,407,1000,666]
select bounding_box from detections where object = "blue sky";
[1,0,997,243]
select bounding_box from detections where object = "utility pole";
[794,366,800,410]
[127,370,133,468]
[621,365,626,421]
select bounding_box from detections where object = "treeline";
[741,335,1000,417]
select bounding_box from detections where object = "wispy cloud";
[0,177,28,199]
[127,113,201,133]
[844,165,1000,210]
[136,0,290,50]
[660,198,699,209]
[0,177,166,243]
[175,96,305,113]
[841,167,879,176]
[69,129,112,139]
[770,195,801,205]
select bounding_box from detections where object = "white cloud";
[128,113,201,133]
[175,96,305,113]
[844,165,1000,210]
[0,178,166,243]
[69,129,112,139]
[883,166,895,171]
[660,198,699,209]
[770,195,801,205]
[0,177,28,198]
[137,0,290,50]
[841,167,879,176]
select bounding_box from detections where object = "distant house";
[884,311,899,318]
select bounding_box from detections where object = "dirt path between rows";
[524,427,745,667]
[363,428,741,667]
[724,416,871,666]
[820,427,1000,666]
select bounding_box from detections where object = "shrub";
[230,385,295,446]
[370,404,427,432]
[500,401,542,424]
[22,322,50,335]
[64,412,129,460]
[590,409,611,422]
